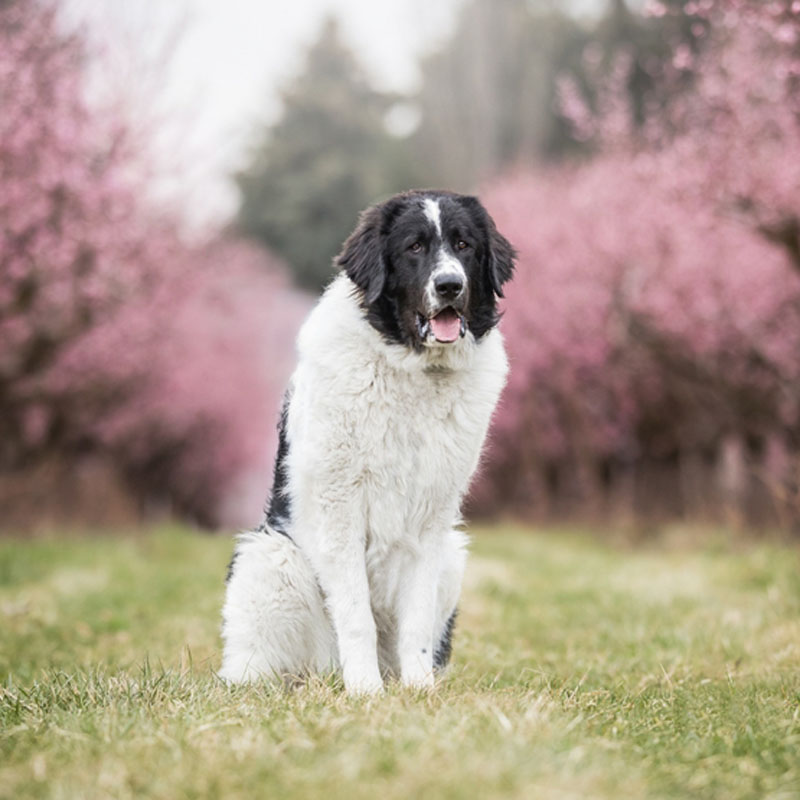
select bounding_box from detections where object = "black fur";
[336,206,386,304]
[225,391,293,585]
[266,391,293,534]
[433,609,458,670]
[224,551,239,584]
[335,190,515,350]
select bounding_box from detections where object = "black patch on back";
[224,551,239,584]
[266,391,293,534]
[225,391,293,585]
[433,609,458,670]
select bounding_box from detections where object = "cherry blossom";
[476,1,800,521]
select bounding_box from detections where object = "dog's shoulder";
[293,275,382,399]
[297,276,365,362]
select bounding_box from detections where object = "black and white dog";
[220,190,515,693]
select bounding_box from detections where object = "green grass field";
[1,525,799,800]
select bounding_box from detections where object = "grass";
[1,524,799,800]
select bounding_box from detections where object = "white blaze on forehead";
[423,198,442,237]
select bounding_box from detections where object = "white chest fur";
[284,276,508,558]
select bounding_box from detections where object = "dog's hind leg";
[219,530,337,684]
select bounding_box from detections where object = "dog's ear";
[335,206,386,304]
[486,217,516,298]
[457,195,515,298]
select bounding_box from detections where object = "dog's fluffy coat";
[220,190,514,693]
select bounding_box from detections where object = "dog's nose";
[434,273,465,300]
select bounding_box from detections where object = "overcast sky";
[63,0,606,225]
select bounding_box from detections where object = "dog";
[220,189,515,693]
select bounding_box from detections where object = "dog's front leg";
[314,536,383,695]
[396,546,440,689]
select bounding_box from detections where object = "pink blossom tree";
[0,0,308,528]
[476,0,800,524]
[0,0,152,467]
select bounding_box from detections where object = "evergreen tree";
[235,18,417,292]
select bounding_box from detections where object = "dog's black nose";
[434,273,465,300]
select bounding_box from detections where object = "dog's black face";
[336,190,515,350]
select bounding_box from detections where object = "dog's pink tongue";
[430,309,461,343]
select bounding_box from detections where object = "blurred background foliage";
[2,0,800,533]
[235,0,708,291]
[235,18,419,291]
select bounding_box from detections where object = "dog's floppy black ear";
[458,194,516,298]
[486,216,516,299]
[335,206,386,304]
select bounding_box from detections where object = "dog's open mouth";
[417,308,467,343]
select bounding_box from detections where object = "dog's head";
[336,190,515,349]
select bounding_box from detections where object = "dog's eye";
[456,240,470,251]
[409,242,422,254]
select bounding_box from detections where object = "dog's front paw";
[343,663,384,695]
[401,671,435,691]
[400,643,435,689]
[400,658,435,690]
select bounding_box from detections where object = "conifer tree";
[236,18,415,292]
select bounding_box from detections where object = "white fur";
[423,198,442,236]
[220,275,508,692]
